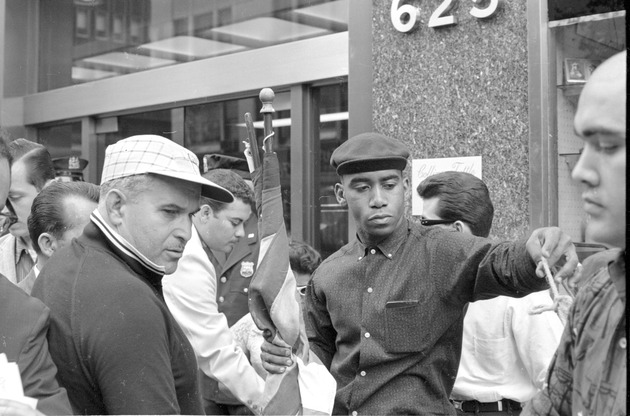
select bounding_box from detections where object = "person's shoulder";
[411,219,485,251]
[0,273,48,325]
[580,248,621,280]
[44,240,156,297]
[572,249,622,307]
[316,240,357,268]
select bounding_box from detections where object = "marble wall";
[371,1,531,240]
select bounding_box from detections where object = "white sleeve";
[163,231,265,409]
[509,290,564,389]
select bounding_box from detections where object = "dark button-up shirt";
[305,218,546,415]
[524,249,626,416]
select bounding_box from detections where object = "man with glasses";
[163,168,265,415]
[417,171,563,415]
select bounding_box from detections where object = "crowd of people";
[0,50,625,416]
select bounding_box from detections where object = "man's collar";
[357,217,408,259]
[91,210,165,276]
[14,236,36,264]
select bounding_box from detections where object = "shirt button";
[360,370,366,377]
[352,412,358,416]
[619,337,627,349]
[364,332,370,338]
[367,287,373,293]
[220,276,227,283]
[243,288,248,293]
[387,253,392,258]
[218,296,225,303]
[370,249,376,254]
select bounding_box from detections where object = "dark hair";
[416,171,494,237]
[289,240,322,275]
[0,130,12,165]
[200,169,254,212]
[8,139,55,191]
[28,181,100,255]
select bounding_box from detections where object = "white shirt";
[163,226,265,411]
[451,291,564,403]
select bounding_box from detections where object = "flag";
[247,149,335,416]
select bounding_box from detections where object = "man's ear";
[197,204,212,223]
[334,183,346,206]
[453,220,473,235]
[402,176,410,199]
[104,189,127,227]
[38,233,58,258]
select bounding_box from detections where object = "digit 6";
[391,0,420,33]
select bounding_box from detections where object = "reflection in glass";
[39,0,348,91]
[316,83,348,259]
[38,123,82,159]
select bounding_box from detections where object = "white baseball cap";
[101,135,234,203]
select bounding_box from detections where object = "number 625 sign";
[391,0,500,32]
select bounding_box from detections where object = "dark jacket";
[31,220,203,415]
[0,274,72,415]
[216,215,260,327]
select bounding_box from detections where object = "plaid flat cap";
[330,132,410,175]
[101,135,233,203]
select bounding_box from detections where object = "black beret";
[52,156,88,181]
[203,154,251,180]
[330,132,410,175]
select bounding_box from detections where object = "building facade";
[0,0,625,256]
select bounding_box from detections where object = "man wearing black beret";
[261,132,580,415]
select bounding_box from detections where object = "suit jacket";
[216,215,260,326]
[0,274,71,415]
[163,226,264,411]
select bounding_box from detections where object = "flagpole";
[244,112,261,169]
[259,88,275,153]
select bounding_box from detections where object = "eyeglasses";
[420,218,456,226]
[0,210,18,234]
[296,285,307,296]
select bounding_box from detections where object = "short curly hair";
[289,240,322,275]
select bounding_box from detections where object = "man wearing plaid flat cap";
[261,132,581,415]
[31,135,233,415]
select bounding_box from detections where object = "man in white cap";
[31,135,233,415]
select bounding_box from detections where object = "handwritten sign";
[411,156,482,216]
